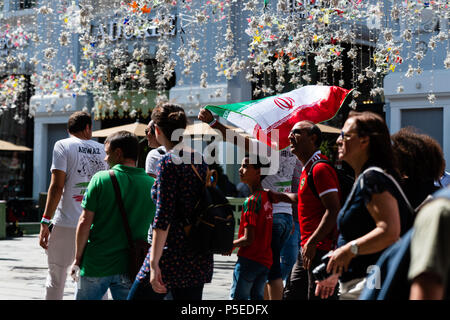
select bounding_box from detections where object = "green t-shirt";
[80,165,155,277]
[408,198,450,298]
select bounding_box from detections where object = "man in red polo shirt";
[269,120,341,300]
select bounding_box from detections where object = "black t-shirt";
[337,167,414,283]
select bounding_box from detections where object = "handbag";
[109,170,150,281]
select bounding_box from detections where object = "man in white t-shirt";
[144,120,166,179]
[38,111,108,300]
[198,108,297,300]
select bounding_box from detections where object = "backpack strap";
[307,159,332,200]
[191,164,205,185]
[361,167,415,215]
[183,164,207,231]
[157,147,166,155]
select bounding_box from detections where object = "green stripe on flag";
[204,95,273,120]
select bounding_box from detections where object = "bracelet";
[41,217,51,225]
[208,118,218,128]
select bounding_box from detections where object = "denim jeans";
[230,256,270,300]
[268,213,293,281]
[280,220,301,282]
[75,274,132,300]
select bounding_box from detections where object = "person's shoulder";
[361,167,389,182]
[54,137,75,148]
[91,169,110,180]
[417,195,450,223]
[87,139,105,148]
[311,158,334,175]
[149,146,166,156]
[84,170,109,189]
[245,191,263,207]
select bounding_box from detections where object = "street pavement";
[0,235,237,300]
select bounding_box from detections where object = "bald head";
[294,121,322,148]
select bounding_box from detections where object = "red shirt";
[297,152,340,251]
[237,190,273,269]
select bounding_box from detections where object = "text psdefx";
[225,304,269,315]
[180,304,269,317]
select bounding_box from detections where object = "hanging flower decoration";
[2,0,450,122]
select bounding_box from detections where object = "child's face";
[239,157,260,185]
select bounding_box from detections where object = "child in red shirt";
[230,156,273,300]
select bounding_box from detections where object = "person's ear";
[84,124,92,137]
[114,147,123,160]
[359,135,370,148]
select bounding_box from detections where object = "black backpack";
[183,164,235,255]
[307,159,355,205]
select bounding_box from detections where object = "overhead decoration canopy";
[93,90,166,120]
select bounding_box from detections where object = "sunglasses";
[145,122,156,135]
[340,130,355,140]
[289,128,308,136]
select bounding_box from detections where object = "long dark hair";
[348,111,397,177]
[392,127,445,183]
[151,103,187,144]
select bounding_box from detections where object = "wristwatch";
[350,240,359,256]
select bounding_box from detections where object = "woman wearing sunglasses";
[315,111,414,300]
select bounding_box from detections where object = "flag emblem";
[274,97,295,110]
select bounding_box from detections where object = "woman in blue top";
[315,111,413,300]
[127,103,213,300]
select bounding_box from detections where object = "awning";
[317,123,341,134]
[92,122,341,139]
[0,139,33,151]
[92,122,147,137]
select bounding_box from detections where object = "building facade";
[1,0,448,201]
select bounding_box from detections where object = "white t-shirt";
[145,146,167,176]
[250,139,299,215]
[51,137,108,228]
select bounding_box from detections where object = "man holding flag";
[198,108,299,300]
[198,85,352,300]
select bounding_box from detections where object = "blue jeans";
[75,274,132,300]
[280,220,300,282]
[230,256,269,300]
[268,213,293,281]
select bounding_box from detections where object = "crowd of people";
[38,106,450,301]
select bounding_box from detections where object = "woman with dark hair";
[314,111,414,300]
[391,127,445,210]
[127,103,213,300]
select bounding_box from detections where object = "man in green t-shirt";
[71,131,156,300]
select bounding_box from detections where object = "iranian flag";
[205,85,352,150]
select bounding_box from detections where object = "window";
[401,108,443,147]
[18,0,36,10]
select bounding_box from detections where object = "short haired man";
[270,120,341,300]
[39,111,108,300]
[72,131,156,300]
